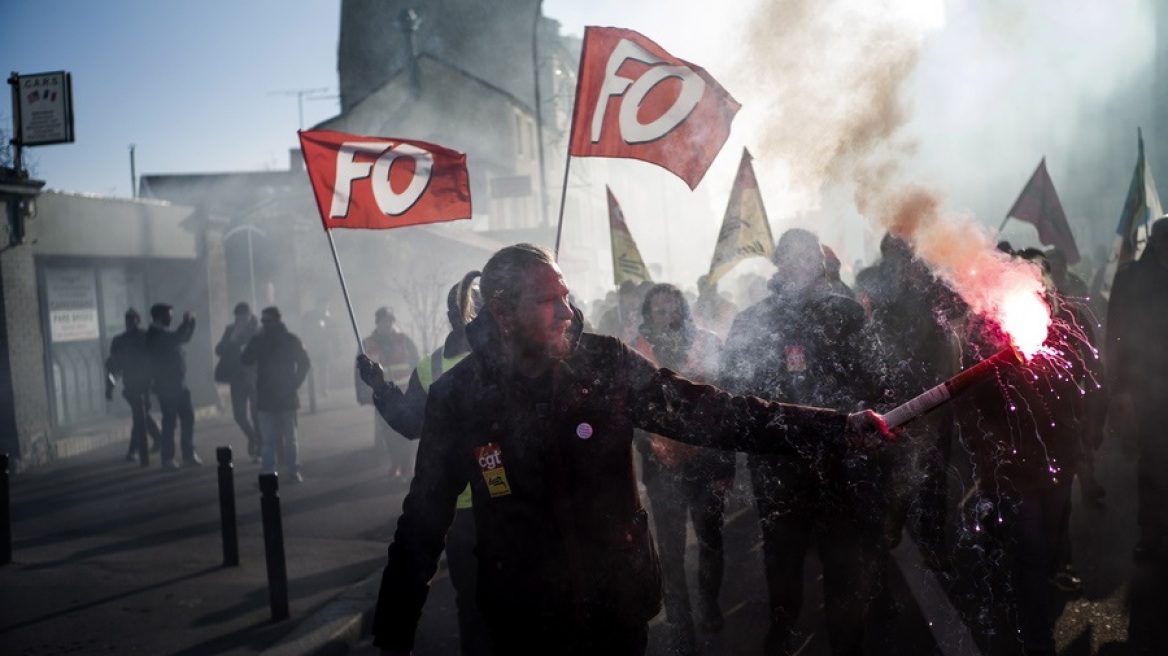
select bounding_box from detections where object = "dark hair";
[481,243,556,306]
[261,306,281,321]
[446,270,483,329]
[233,302,251,316]
[124,308,140,321]
[375,306,395,323]
[640,283,690,323]
[149,303,172,322]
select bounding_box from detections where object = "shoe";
[161,460,179,471]
[183,453,203,467]
[1050,566,1083,593]
[292,472,304,484]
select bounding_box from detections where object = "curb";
[261,571,381,656]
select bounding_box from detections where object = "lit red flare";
[883,347,1023,430]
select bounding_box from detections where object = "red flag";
[568,26,740,189]
[298,129,471,230]
[1005,158,1079,264]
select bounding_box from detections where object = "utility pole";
[128,144,136,198]
[268,88,330,130]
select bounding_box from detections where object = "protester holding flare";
[957,249,1101,656]
[371,243,892,656]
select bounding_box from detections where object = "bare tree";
[392,259,457,354]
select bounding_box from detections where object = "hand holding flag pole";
[298,129,473,353]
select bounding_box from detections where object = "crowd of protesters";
[351,218,1164,656]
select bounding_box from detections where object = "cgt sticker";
[474,443,512,498]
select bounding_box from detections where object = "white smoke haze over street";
[549,0,1159,300]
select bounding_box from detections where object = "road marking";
[892,529,982,656]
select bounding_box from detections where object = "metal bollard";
[216,447,239,567]
[259,473,290,621]
[1,453,10,565]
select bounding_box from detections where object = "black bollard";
[259,473,290,621]
[1,453,10,565]
[216,447,239,567]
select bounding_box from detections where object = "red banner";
[298,129,471,230]
[569,26,740,190]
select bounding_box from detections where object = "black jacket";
[146,318,196,393]
[372,308,850,651]
[107,328,153,395]
[1106,252,1168,403]
[721,279,884,523]
[240,323,311,412]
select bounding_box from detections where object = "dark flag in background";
[1100,128,1163,298]
[1004,158,1079,264]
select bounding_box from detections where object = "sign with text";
[45,268,99,342]
[11,71,75,146]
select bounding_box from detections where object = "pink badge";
[576,423,594,440]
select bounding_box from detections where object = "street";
[2,394,1166,655]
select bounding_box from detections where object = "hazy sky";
[3,0,1159,266]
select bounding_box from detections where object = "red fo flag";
[1005,158,1080,263]
[569,27,740,190]
[298,129,471,230]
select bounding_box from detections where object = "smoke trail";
[733,0,1050,349]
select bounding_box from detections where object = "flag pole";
[553,154,574,259]
[325,230,365,355]
[997,215,1010,234]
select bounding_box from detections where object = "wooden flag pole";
[325,229,365,355]
[553,154,574,260]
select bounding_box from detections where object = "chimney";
[397,8,423,97]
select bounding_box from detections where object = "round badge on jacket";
[575,423,594,440]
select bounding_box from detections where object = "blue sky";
[0,0,656,197]
[2,0,1158,260]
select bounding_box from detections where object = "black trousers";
[123,388,161,464]
[446,507,492,656]
[229,381,260,454]
[750,462,881,656]
[157,387,195,463]
[642,455,727,631]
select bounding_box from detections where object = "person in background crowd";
[1045,247,1107,511]
[721,229,886,656]
[106,307,161,465]
[214,302,261,461]
[358,271,491,656]
[359,306,419,481]
[301,296,335,405]
[694,274,738,338]
[371,243,892,656]
[1107,217,1168,561]
[959,249,1099,655]
[241,306,311,483]
[146,303,198,471]
[856,233,964,570]
[598,280,645,343]
[632,283,733,656]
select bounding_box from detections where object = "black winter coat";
[106,328,153,395]
[146,318,196,393]
[721,280,885,524]
[240,323,310,412]
[214,318,258,385]
[372,308,850,652]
